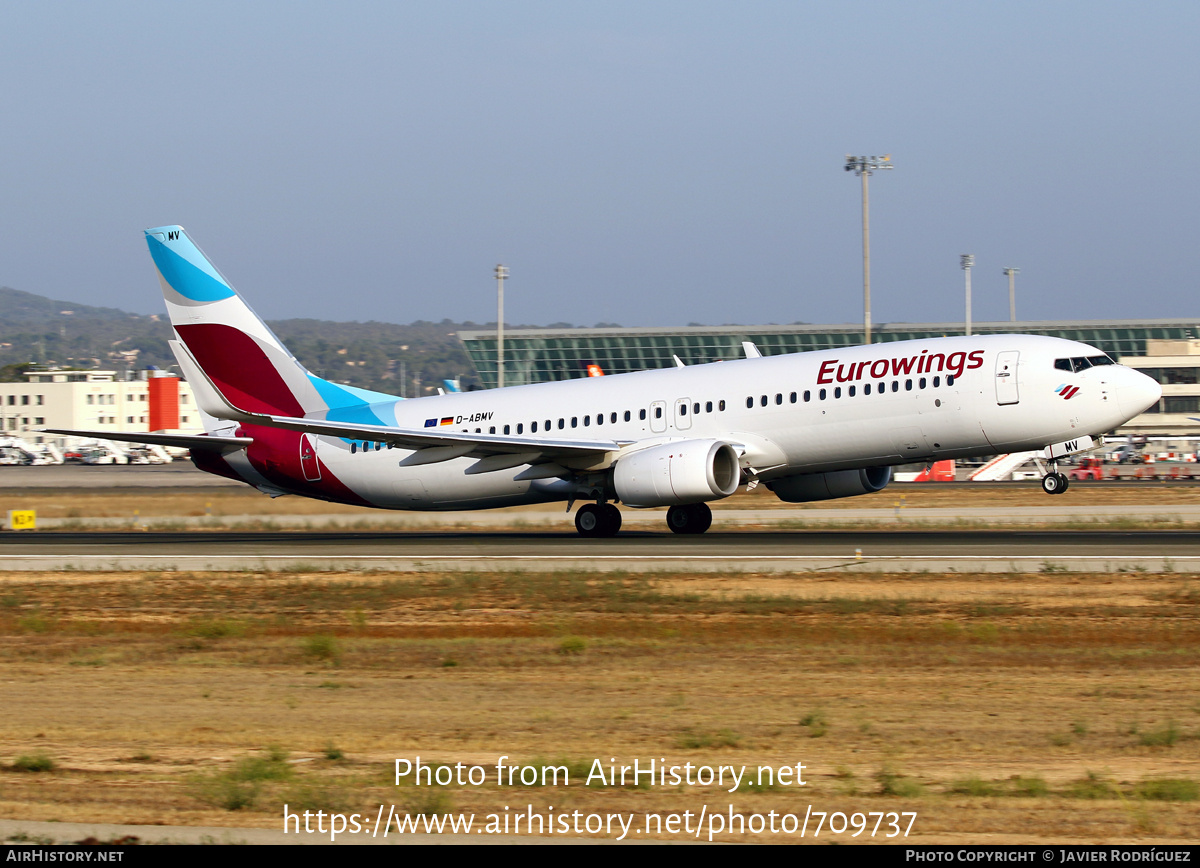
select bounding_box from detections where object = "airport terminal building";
[459,318,1200,436]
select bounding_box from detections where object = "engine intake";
[766,466,892,503]
[613,440,741,507]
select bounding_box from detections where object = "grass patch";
[798,711,827,737]
[183,618,247,640]
[402,789,452,818]
[11,752,56,773]
[1010,775,1049,797]
[301,635,341,665]
[189,774,260,811]
[231,746,293,782]
[16,613,53,633]
[1138,722,1182,747]
[674,728,741,750]
[1064,771,1116,800]
[877,766,923,797]
[557,636,587,656]
[1133,778,1199,802]
[948,776,1002,796]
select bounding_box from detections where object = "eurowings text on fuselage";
[44,227,1163,536]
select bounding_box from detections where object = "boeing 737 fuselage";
[46,227,1163,536]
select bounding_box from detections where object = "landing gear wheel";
[666,502,713,534]
[1056,472,1069,493]
[575,503,603,537]
[599,503,622,536]
[575,503,622,537]
[1041,472,1068,495]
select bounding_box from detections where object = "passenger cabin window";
[719,400,725,411]
[611,412,617,423]
[834,387,841,398]
[639,409,647,420]
[693,402,700,414]
[775,393,782,405]
[789,392,796,403]
[848,385,856,397]
[746,397,753,408]
[760,395,768,407]
[624,411,631,421]
[864,383,871,395]
[531,421,538,432]
[583,415,590,426]
[517,423,523,434]
[679,404,687,416]
[571,417,578,428]
[819,389,827,400]
[654,406,662,418]
[558,418,565,429]
[504,425,511,434]
[706,401,713,413]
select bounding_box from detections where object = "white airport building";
[0,369,197,447]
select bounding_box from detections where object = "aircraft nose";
[1116,368,1162,417]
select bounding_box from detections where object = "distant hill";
[0,285,482,395]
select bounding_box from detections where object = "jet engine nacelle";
[613,439,741,508]
[766,465,892,503]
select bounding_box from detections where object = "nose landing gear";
[575,502,623,537]
[1041,462,1070,495]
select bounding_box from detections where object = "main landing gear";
[575,502,622,537]
[1041,462,1070,495]
[666,502,712,534]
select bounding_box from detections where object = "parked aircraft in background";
[45,227,1162,536]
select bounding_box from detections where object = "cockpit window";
[1057,355,1116,373]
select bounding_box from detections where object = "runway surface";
[1,528,1195,572]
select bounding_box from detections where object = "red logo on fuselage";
[817,349,985,385]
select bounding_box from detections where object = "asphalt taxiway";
[0,528,1194,572]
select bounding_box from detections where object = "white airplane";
[46,226,1162,537]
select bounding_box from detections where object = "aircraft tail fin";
[145,226,399,419]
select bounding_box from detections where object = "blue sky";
[1,2,1197,328]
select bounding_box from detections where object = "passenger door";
[995,351,1020,405]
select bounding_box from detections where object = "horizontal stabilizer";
[38,428,252,454]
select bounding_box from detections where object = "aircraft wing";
[169,337,627,468]
[237,412,627,465]
[38,428,253,454]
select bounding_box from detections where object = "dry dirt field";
[1,563,1199,844]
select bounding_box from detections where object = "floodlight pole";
[495,265,508,388]
[961,254,975,336]
[1003,266,1019,322]
[844,154,893,344]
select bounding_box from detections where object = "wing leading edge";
[170,339,626,469]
